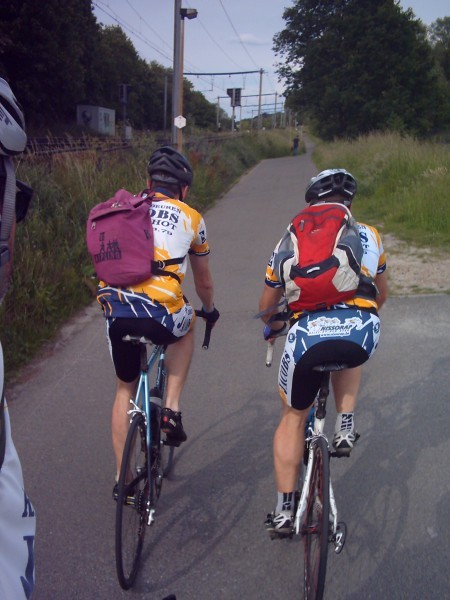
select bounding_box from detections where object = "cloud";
[237,33,268,46]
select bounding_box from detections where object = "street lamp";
[172,2,198,150]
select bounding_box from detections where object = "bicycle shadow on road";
[328,354,449,599]
[130,385,290,596]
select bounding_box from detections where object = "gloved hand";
[263,322,289,341]
[196,306,220,325]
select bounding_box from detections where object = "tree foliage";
[0,0,217,132]
[274,0,448,138]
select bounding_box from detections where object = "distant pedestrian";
[292,136,299,156]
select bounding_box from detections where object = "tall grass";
[313,132,450,247]
[2,131,292,377]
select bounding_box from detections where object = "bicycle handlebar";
[195,309,217,349]
[265,340,275,367]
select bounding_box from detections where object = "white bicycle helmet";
[305,169,357,205]
[0,78,27,156]
[0,79,27,302]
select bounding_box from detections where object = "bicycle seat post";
[316,372,330,421]
[139,343,147,372]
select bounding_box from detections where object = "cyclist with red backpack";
[96,146,219,493]
[259,169,388,536]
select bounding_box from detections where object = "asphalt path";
[8,142,450,599]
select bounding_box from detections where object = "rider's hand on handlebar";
[196,306,220,326]
[263,322,290,341]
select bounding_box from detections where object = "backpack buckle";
[156,260,166,269]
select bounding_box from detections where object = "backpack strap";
[140,190,185,283]
[356,275,377,300]
[151,257,185,283]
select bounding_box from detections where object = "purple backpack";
[86,189,155,287]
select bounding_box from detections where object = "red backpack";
[86,189,155,287]
[284,202,363,311]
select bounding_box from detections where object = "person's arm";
[374,270,388,309]
[189,253,214,313]
[258,285,284,324]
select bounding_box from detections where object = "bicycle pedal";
[163,438,181,448]
[331,449,351,458]
[269,531,293,540]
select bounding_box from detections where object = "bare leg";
[331,366,362,412]
[163,328,194,412]
[273,401,311,493]
[112,377,138,480]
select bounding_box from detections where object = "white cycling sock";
[276,491,294,514]
[335,412,354,434]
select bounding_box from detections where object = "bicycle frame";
[294,373,340,539]
[126,342,166,524]
[293,417,339,538]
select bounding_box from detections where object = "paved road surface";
[8,143,450,599]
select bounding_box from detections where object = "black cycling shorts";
[291,339,368,410]
[107,318,178,382]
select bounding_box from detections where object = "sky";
[92,1,449,120]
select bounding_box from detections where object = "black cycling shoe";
[265,511,294,539]
[161,408,187,446]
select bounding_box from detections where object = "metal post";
[257,68,263,130]
[178,15,185,151]
[163,74,168,131]
[273,92,278,128]
[172,0,182,145]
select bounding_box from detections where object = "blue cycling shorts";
[278,307,381,410]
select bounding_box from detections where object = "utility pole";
[172,2,197,151]
[171,0,182,146]
[257,68,263,130]
[273,92,278,128]
[163,74,168,132]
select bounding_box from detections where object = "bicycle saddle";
[312,361,348,372]
[122,335,155,345]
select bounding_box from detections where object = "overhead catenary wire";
[93,0,173,64]
[217,0,260,70]
[92,1,281,120]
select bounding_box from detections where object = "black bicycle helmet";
[305,169,357,204]
[147,145,193,186]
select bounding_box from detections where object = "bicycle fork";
[294,432,345,554]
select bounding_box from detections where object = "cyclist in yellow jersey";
[97,147,219,488]
[259,169,387,536]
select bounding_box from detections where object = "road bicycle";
[295,362,348,600]
[115,316,212,590]
[265,337,348,600]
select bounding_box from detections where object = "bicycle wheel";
[115,413,148,590]
[303,435,330,600]
[161,440,175,477]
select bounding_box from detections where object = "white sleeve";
[0,343,36,598]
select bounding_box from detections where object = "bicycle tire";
[115,413,148,590]
[303,435,330,600]
[162,442,174,478]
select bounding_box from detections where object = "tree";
[274,0,445,138]
[428,17,450,132]
[0,0,100,128]
[0,2,220,133]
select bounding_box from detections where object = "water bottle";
[149,388,162,446]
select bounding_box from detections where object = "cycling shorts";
[278,307,381,410]
[106,303,194,382]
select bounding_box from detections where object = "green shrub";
[2,131,293,378]
[313,132,449,247]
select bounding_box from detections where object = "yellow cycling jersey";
[98,192,209,317]
[265,221,386,311]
